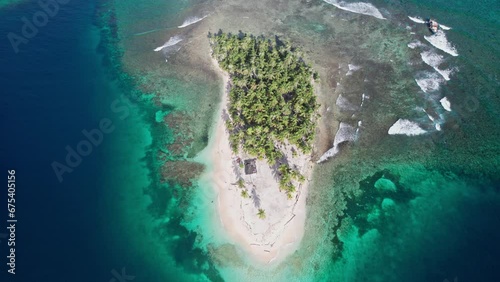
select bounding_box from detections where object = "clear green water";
[93,0,499,281]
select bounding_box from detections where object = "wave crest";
[317,122,357,163]
[440,97,452,111]
[415,72,443,93]
[178,15,208,28]
[388,119,427,136]
[408,16,425,24]
[420,51,453,81]
[424,30,459,57]
[154,36,183,52]
[323,0,385,20]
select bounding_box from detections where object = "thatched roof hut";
[244,158,257,175]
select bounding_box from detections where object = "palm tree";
[257,209,266,219]
[241,190,249,199]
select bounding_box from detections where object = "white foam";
[355,120,362,137]
[360,93,368,107]
[346,64,361,75]
[423,109,445,131]
[440,97,451,111]
[178,15,208,28]
[336,94,357,111]
[154,36,183,52]
[415,72,443,93]
[420,51,453,81]
[323,0,385,20]
[408,16,451,30]
[408,40,425,49]
[424,30,459,57]
[317,122,357,163]
[388,119,427,136]
[423,109,435,122]
[439,24,451,30]
[408,16,426,24]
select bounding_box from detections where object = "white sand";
[201,57,314,264]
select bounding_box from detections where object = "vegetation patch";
[209,31,319,195]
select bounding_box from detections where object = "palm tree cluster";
[209,31,319,195]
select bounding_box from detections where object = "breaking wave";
[440,97,452,111]
[415,72,443,93]
[336,94,357,111]
[420,51,453,81]
[360,93,368,107]
[408,16,426,24]
[408,40,425,49]
[423,109,444,131]
[439,24,452,30]
[388,119,427,136]
[408,16,451,31]
[424,30,459,56]
[346,64,361,75]
[323,0,385,20]
[317,122,357,163]
[178,15,208,28]
[423,109,435,122]
[154,36,183,52]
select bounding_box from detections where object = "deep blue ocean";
[0,1,130,281]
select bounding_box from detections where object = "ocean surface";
[0,0,498,281]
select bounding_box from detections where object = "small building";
[244,158,257,175]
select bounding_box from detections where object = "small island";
[210,32,319,197]
[205,31,320,263]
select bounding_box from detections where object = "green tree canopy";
[210,31,319,195]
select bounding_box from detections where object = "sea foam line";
[408,16,426,24]
[408,16,452,30]
[408,40,425,49]
[420,51,453,81]
[336,94,357,111]
[440,97,452,111]
[424,30,459,57]
[346,64,361,75]
[178,15,208,28]
[154,36,183,52]
[317,122,357,163]
[415,72,443,93]
[439,24,451,30]
[388,119,427,136]
[323,0,385,20]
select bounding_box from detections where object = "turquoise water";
[101,1,499,281]
[1,0,498,281]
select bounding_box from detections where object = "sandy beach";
[200,57,314,264]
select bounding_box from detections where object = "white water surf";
[420,51,453,81]
[388,119,427,136]
[178,15,208,28]
[440,97,452,111]
[415,72,443,93]
[439,24,452,30]
[408,16,426,24]
[154,36,183,52]
[317,122,357,163]
[424,30,459,57]
[323,0,385,20]
[346,64,361,75]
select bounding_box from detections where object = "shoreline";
[199,56,314,264]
